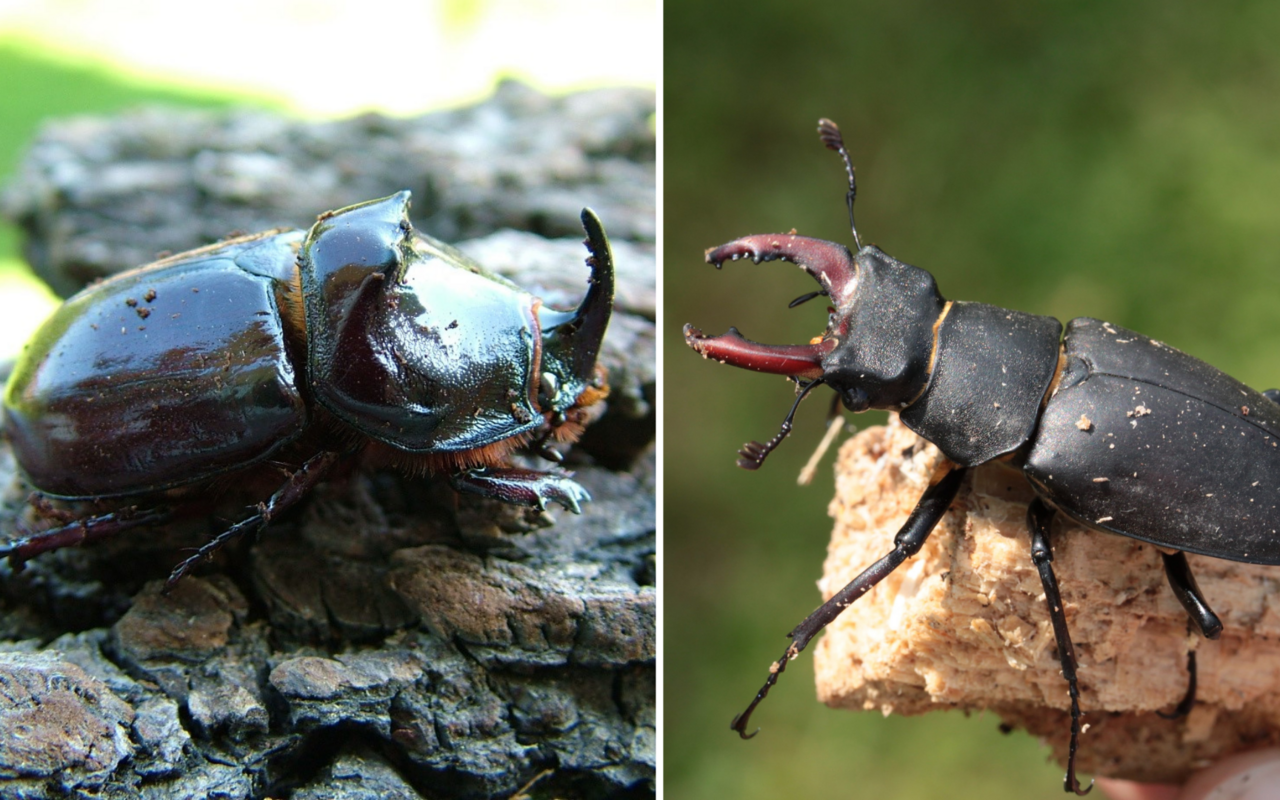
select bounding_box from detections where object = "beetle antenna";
[787,289,829,309]
[817,119,862,250]
[738,379,825,470]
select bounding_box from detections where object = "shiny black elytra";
[3,192,613,588]
[685,120,1280,794]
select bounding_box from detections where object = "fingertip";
[1177,749,1280,800]
[1095,777,1178,800]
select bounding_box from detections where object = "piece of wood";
[814,415,1280,783]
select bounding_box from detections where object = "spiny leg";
[1027,498,1092,796]
[731,461,967,738]
[0,505,173,569]
[1157,551,1220,719]
[450,466,590,514]
[164,449,344,590]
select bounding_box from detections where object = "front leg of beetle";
[1027,498,1093,796]
[731,461,968,737]
[451,467,590,514]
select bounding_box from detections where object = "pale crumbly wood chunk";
[813,414,1280,784]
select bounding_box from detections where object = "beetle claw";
[451,467,591,514]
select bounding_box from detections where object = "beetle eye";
[839,385,870,413]
[539,372,560,405]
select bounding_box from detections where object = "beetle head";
[685,120,945,468]
[686,240,943,409]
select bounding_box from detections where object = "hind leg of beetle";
[0,505,173,569]
[1157,551,1221,719]
[1157,647,1199,721]
[165,450,343,590]
[450,467,590,514]
[1027,498,1093,796]
[1162,551,1223,640]
[731,461,967,738]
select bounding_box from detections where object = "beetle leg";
[164,450,343,591]
[1156,552,1220,720]
[731,462,967,738]
[0,506,172,568]
[28,493,81,524]
[1027,498,1093,796]
[1158,649,1199,720]
[450,467,590,514]
[1160,551,1223,640]
[529,428,564,464]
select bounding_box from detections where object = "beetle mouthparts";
[704,234,859,307]
[683,324,828,379]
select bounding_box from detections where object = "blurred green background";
[665,3,1280,798]
[0,0,656,357]
[0,39,250,356]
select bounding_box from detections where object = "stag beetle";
[3,192,613,588]
[685,120,1280,794]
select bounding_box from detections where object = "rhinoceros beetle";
[2,191,613,588]
[685,119,1280,794]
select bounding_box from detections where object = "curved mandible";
[705,234,858,308]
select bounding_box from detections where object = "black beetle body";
[3,191,614,585]
[1029,318,1280,563]
[686,120,1268,794]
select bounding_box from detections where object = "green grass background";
[0,38,267,354]
[665,3,1280,798]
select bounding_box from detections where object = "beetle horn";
[684,324,830,379]
[705,234,858,307]
[570,208,615,372]
[538,209,615,409]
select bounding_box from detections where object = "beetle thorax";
[368,257,542,450]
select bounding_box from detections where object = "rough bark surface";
[814,415,1280,784]
[0,83,654,800]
